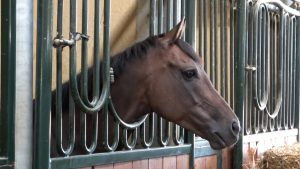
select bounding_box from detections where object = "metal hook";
[53,32,89,48]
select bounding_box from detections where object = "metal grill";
[34,0,200,169]
[32,0,300,169]
[243,0,300,136]
[197,0,236,110]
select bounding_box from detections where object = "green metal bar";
[181,0,186,40]
[158,0,164,34]
[210,0,215,82]
[167,0,173,31]
[55,0,76,156]
[158,118,171,146]
[296,6,300,142]
[122,128,138,150]
[50,145,191,169]
[213,0,218,89]
[33,0,53,168]
[204,0,208,72]
[220,0,225,97]
[233,0,246,169]
[230,0,235,108]
[150,0,156,35]
[173,0,178,25]
[0,0,16,167]
[185,1,196,168]
[141,113,155,148]
[224,0,229,101]
[216,150,222,169]
[79,0,98,154]
[198,0,203,57]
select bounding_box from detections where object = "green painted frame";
[0,0,16,168]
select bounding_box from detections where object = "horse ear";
[162,17,186,44]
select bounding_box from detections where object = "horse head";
[110,19,240,150]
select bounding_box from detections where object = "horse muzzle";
[208,119,241,150]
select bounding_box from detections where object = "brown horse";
[52,19,240,156]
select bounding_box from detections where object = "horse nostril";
[231,121,240,135]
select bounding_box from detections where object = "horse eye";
[182,69,197,80]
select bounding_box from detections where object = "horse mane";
[110,36,159,78]
[110,35,198,79]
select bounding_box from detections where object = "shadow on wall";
[32,0,149,95]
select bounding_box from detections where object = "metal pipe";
[233,0,247,168]
[33,0,53,168]
[15,0,32,168]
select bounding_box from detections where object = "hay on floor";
[256,143,300,169]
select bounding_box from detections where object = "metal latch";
[53,32,89,48]
[245,65,256,71]
[110,67,115,84]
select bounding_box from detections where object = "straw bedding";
[256,143,300,169]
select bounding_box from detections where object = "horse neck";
[110,60,151,123]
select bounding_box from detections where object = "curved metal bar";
[289,16,297,128]
[103,103,120,152]
[79,112,98,154]
[245,1,253,135]
[254,0,300,16]
[108,99,148,129]
[122,128,138,150]
[251,2,283,119]
[172,124,184,145]
[284,12,290,129]
[55,0,75,156]
[68,0,111,114]
[158,117,170,146]
[252,4,270,111]
[80,0,100,108]
[55,49,76,156]
[140,113,154,148]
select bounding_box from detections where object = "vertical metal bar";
[185,1,196,168]
[199,0,203,57]
[290,16,296,129]
[150,0,156,35]
[158,0,164,34]
[55,0,76,156]
[282,13,288,129]
[102,0,120,152]
[79,0,98,154]
[173,0,179,24]
[210,0,215,82]
[144,0,156,149]
[230,0,235,108]
[33,0,52,168]
[204,0,208,72]
[213,0,218,89]
[181,0,186,40]
[295,7,300,141]
[93,0,100,98]
[167,0,173,31]
[221,0,225,97]
[0,0,16,167]
[233,0,246,168]
[224,0,229,101]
